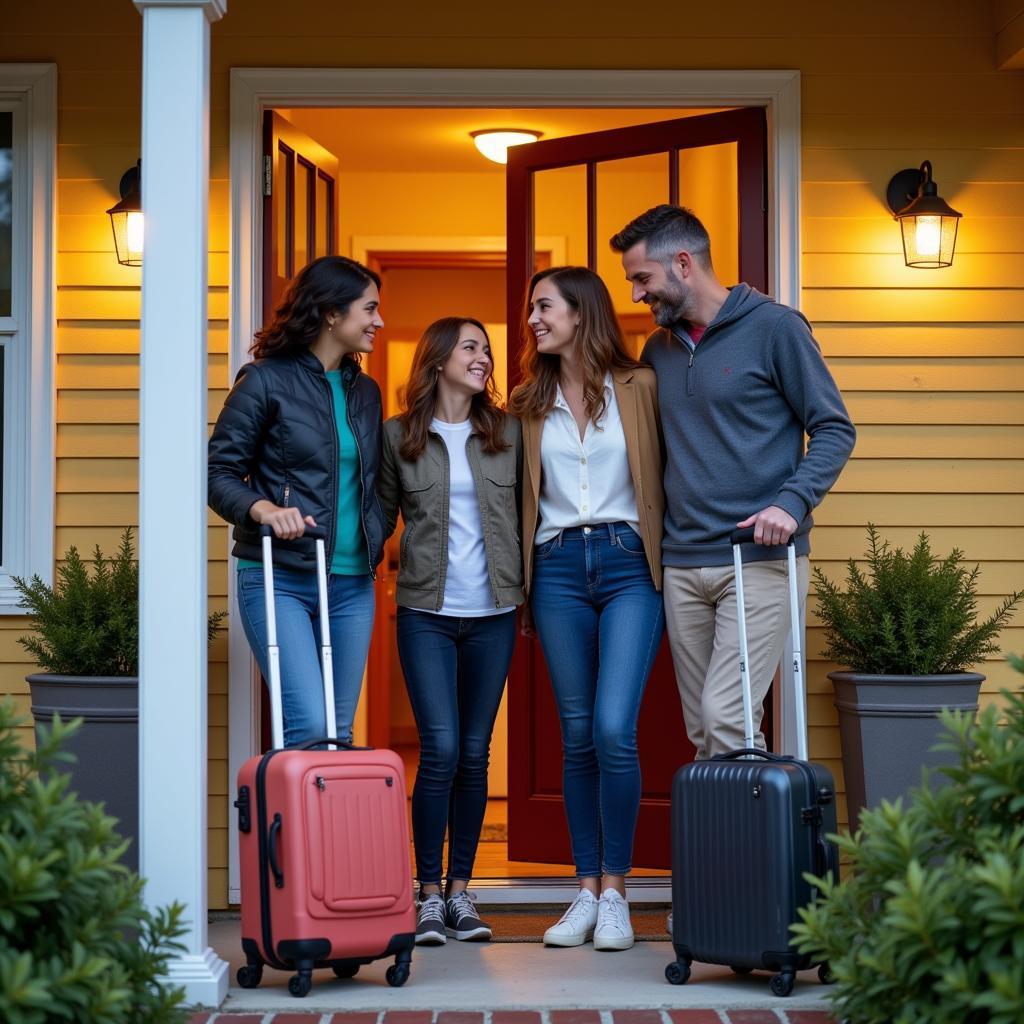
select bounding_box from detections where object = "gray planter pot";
[829,671,983,833]
[26,673,138,873]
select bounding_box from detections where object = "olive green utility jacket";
[378,414,525,612]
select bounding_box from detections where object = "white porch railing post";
[135,0,228,1007]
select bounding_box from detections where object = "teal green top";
[237,367,368,576]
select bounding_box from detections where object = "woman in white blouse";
[510,266,666,952]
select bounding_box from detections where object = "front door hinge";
[263,154,272,196]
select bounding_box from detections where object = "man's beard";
[649,267,697,327]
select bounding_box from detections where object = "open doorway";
[227,70,800,904]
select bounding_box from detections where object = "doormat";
[487,907,669,943]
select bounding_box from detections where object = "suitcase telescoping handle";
[728,527,807,761]
[259,523,335,751]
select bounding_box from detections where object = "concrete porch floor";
[209,920,833,1014]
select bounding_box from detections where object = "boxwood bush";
[793,656,1024,1024]
[0,702,188,1023]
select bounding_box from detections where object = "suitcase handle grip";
[268,813,285,889]
[712,747,791,762]
[293,736,373,752]
[729,527,797,546]
[259,523,327,541]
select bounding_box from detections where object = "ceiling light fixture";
[470,129,543,165]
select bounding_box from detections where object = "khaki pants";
[662,556,809,760]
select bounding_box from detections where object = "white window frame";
[0,64,56,614]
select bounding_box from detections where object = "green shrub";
[13,528,227,676]
[0,701,188,1023]
[813,524,1022,675]
[792,665,1024,1024]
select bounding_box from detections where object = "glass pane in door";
[678,142,739,286]
[294,157,313,271]
[533,164,587,279]
[596,152,668,355]
[275,141,293,280]
[315,172,331,258]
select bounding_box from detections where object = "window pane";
[678,142,739,286]
[0,113,12,318]
[315,172,331,258]
[275,141,293,280]
[596,152,668,351]
[533,163,587,276]
[294,157,312,271]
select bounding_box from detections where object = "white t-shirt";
[429,418,514,618]
[536,375,640,544]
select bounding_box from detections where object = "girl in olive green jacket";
[377,317,523,947]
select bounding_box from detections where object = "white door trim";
[226,67,802,903]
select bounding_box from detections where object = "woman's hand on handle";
[249,500,317,540]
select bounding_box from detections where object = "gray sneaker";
[445,890,492,941]
[415,892,447,945]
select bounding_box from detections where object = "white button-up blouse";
[535,374,640,545]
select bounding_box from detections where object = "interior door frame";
[226,67,802,904]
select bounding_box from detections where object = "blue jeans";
[396,607,516,887]
[530,523,665,877]
[237,567,374,748]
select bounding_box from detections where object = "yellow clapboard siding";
[58,178,230,217]
[56,288,229,322]
[802,148,1024,184]
[56,107,230,148]
[808,526,1023,561]
[802,73,1024,116]
[842,392,1024,425]
[802,217,1024,255]
[807,629,1024,664]
[0,632,34,662]
[802,289,1024,324]
[848,424,1024,458]
[814,325,1024,358]
[208,870,228,910]
[804,182,1024,220]
[55,526,228,553]
[803,253,1024,290]
[816,492,1024,527]
[55,489,227,532]
[58,144,230,182]
[57,459,136,493]
[811,560,1021,596]
[58,322,229,355]
[830,358,1024,392]
[59,214,231,252]
[56,354,228,390]
[58,252,229,289]
[57,423,137,458]
[57,70,229,111]
[57,390,228,423]
[802,114,1024,150]
[834,459,1024,493]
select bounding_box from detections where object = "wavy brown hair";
[508,266,643,423]
[398,317,510,462]
[251,255,380,361]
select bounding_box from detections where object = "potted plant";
[792,664,1024,1024]
[813,525,1021,831]
[13,528,225,872]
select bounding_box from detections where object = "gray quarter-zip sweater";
[641,284,856,567]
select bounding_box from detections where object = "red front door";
[506,107,769,867]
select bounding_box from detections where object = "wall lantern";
[886,160,961,269]
[470,129,542,165]
[106,160,144,266]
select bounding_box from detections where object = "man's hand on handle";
[736,505,798,546]
[250,499,317,540]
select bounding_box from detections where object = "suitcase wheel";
[818,962,835,985]
[236,964,262,989]
[770,972,795,997]
[289,973,313,998]
[664,960,691,985]
[332,963,359,979]
[386,963,410,988]
[730,965,753,976]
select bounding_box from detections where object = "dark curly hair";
[252,255,381,360]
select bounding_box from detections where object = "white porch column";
[135,0,228,1008]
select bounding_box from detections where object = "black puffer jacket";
[208,348,385,575]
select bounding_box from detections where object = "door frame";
[226,68,802,903]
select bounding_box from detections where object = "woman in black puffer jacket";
[209,255,386,747]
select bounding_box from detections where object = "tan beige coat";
[519,366,665,594]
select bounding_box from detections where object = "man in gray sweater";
[611,204,855,759]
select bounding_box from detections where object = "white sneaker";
[593,888,634,951]
[543,888,599,947]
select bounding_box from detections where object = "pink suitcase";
[234,525,415,998]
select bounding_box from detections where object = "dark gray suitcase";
[666,529,839,997]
